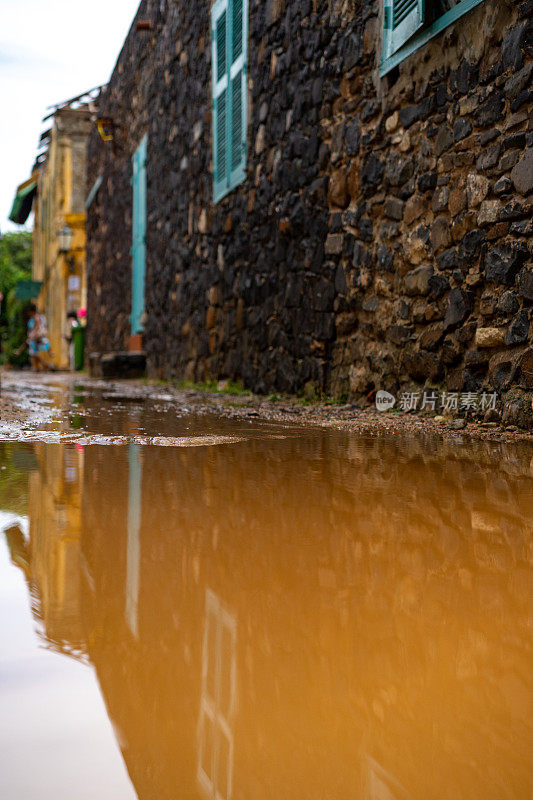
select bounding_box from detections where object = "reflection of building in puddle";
[126,442,142,637]
[31,435,532,800]
[3,520,30,580]
[198,589,237,800]
[366,757,412,800]
[26,444,86,660]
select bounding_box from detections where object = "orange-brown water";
[1,415,532,799]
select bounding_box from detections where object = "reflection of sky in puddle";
[0,514,137,800]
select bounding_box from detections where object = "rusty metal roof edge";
[42,84,108,122]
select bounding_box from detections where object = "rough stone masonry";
[86,0,533,426]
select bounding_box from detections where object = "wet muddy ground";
[1,370,532,445]
[0,369,532,799]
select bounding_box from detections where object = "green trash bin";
[72,326,86,371]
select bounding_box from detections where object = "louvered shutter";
[383,0,425,59]
[228,0,247,190]
[212,0,229,202]
[212,0,247,202]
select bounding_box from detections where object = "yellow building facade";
[27,443,86,655]
[32,108,92,369]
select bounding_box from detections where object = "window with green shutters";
[380,0,486,76]
[211,0,248,203]
[382,0,424,62]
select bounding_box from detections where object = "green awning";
[14,280,42,301]
[9,179,37,224]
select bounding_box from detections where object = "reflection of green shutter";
[212,0,248,203]
[383,0,424,60]
[131,136,147,336]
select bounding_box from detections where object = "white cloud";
[0,0,141,233]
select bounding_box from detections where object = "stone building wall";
[86,0,532,418]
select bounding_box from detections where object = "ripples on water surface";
[0,402,532,799]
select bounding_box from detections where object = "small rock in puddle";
[450,419,467,430]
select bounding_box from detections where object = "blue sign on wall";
[131,136,147,336]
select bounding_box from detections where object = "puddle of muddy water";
[0,415,532,800]
[0,375,288,445]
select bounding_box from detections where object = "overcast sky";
[0,0,141,234]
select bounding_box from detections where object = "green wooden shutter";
[229,0,247,190]
[212,0,248,202]
[131,136,147,335]
[383,0,425,60]
[212,0,229,202]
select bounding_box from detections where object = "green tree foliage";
[0,231,33,366]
